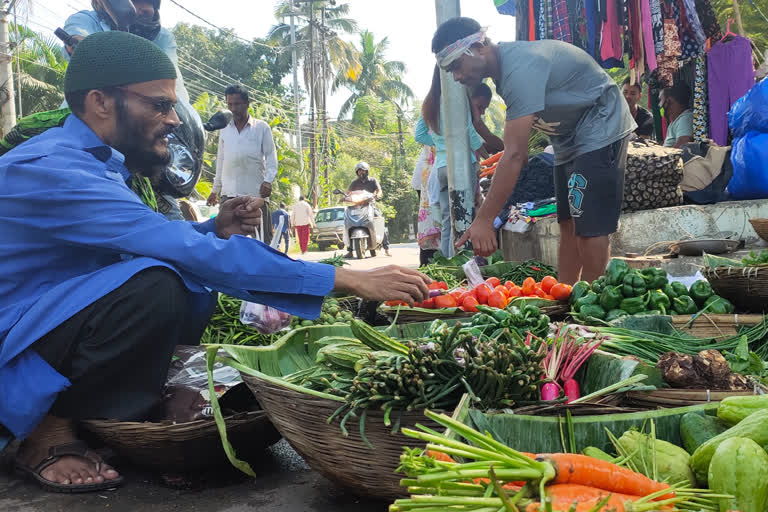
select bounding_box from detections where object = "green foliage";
[711,0,768,55]
[10,24,67,115]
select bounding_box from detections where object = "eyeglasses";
[116,88,176,116]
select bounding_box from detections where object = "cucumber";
[717,395,768,425]
[691,408,768,484]
[680,412,729,454]
[708,437,768,512]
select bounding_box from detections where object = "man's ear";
[85,90,117,120]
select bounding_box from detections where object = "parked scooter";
[333,188,386,259]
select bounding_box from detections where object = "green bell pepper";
[570,281,592,305]
[662,283,679,300]
[672,295,698,315]
[704,294,735,314]
[599,286,623,311]
[477,305,510,323]
[622,271,647,298]
[620,296,647,314]
[573,291,598,313]
[606,309,629,322]
[606,259,631,286]
[591,276,606,295]
[646,290,671,315]
[580,304,607,320]
[640,267,668,290]
[690,280,714,306]
[670,281,688,297]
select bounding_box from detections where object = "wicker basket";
[749,218,768,243]
[80,411,280,472]
[704,266,768,313]
[671,314,764,338]
[242,373,439,500]
[625,389,755,408]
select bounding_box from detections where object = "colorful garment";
[641,0,658,71]
[707,36,755,145]
[682,0,707,46]
[674,0,701,59]
[415,146,441,251]
[694,0,722,40]
[552,0,573,42]
[650,0,665,54]
[657,7,682,86]
[693,55,709,141]
[600,0,623,63]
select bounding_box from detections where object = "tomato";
[544,294,556,301]
[507,286,523,298]
[486,277,501,288]
[504,281,516,290]
[434,294,458,309]
[461,295,480,313]
[450,290,464,302]
[421,297,436,309]
[428,281,448,291]
[487,291,507,309]
[541,276,558,294]
[385,300,408,307]
[533,286,547,298]
[457,292,472,304]
[475,284,491,305]
[550,283,572,301]
[521,277,536,296]
[494,285,509,298]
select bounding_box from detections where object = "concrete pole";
[0,8,16,137]
[435,0,475,256]
[289,0,304,173]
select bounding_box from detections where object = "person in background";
[415,66,489,259]
[412,145,441,266]
[207,85,277,243]
[344,162,392,257]
[622,78,654,139]
[0,31,431,494]
[470,83,505,154]
[271,202,291,253]
[661,85,694,148]
[431,17,635,284]
[291,195,314,255]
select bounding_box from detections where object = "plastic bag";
[727,131,768,200]
[239,300,292,334]
[728,77,768,138]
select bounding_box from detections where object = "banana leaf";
[703,252,744,268]
[576,350,665,396]
[467,403,718,455]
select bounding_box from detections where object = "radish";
[541,382,561,401]
[563,379,581,403]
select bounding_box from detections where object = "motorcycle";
[333,188,386,259]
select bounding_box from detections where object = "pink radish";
[563,379,581,403]
[541,382,561,401]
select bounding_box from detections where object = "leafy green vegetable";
[725,336,766,377]
[743,249,768,266]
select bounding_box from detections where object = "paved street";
[0,243,420,511]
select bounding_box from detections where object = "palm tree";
[10,24,67,115]
[333,30,413,120]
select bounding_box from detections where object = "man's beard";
[113,101,173,179]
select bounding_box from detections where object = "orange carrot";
[480,152,503,166]
[525,484,676,512]
[538,454,674,501]
[425,449,456,463]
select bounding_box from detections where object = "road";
[0,243,421,512]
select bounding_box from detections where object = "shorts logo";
[568,173,587,218]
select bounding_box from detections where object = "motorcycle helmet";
[129,0,162,41]
[158,100,205,198]
[355,161,370,177]
[91,0,137,31]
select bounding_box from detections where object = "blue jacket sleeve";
[468,111,485,152]
[6,159,335,317]
[64,11,105,38]
[414,117,435,146]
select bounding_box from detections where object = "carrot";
[525,484,676,512]
[426,449,456,463]
[538,454,674,501]
[480,152,503,166]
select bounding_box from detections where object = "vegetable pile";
[570,258,734,322]
[201,294,280,346]
[290,297,355,327]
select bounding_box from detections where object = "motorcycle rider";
[345,162,392,258]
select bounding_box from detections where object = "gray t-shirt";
[496,40,636,165]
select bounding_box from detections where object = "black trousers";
[32,268,199,422]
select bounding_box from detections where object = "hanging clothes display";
[600,0,623,63]
[694,0,723,40]
[693,55,709,141]
[640,0,658,71]
[650,0,665,54]
[552,0,573,42]
[707,35,756,145]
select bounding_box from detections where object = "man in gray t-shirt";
[432,17,636,284]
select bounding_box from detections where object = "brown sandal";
[14,441,124,493]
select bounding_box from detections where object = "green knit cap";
[64,31,177,93]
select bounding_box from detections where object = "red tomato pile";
[384,276,572,312]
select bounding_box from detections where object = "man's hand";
[207,191,219,206]
[215,196,265,239]
[260,182,272,198]
[334,266,430,305]
[454,218,498,257]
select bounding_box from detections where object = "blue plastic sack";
[729,78,768,138]
[727,131,768,200]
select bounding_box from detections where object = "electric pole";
[289,0,303,175]
[320,5,330,205]
[0,1,17,137]
[308,2,318,207]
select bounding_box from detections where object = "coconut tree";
[10,24,67,115]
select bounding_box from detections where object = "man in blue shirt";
[0,32,429,493]
[272,202,292,253]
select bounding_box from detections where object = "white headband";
[436,28,488,70]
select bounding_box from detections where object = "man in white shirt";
[207,84,278,240]
[291,195,315,255]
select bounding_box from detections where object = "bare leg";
[15,415,120,486]
[557,219,582,284]
[577,235,611,283]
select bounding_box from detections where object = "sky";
[26,0,516,119]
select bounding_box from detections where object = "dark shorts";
[554,138,628,237]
